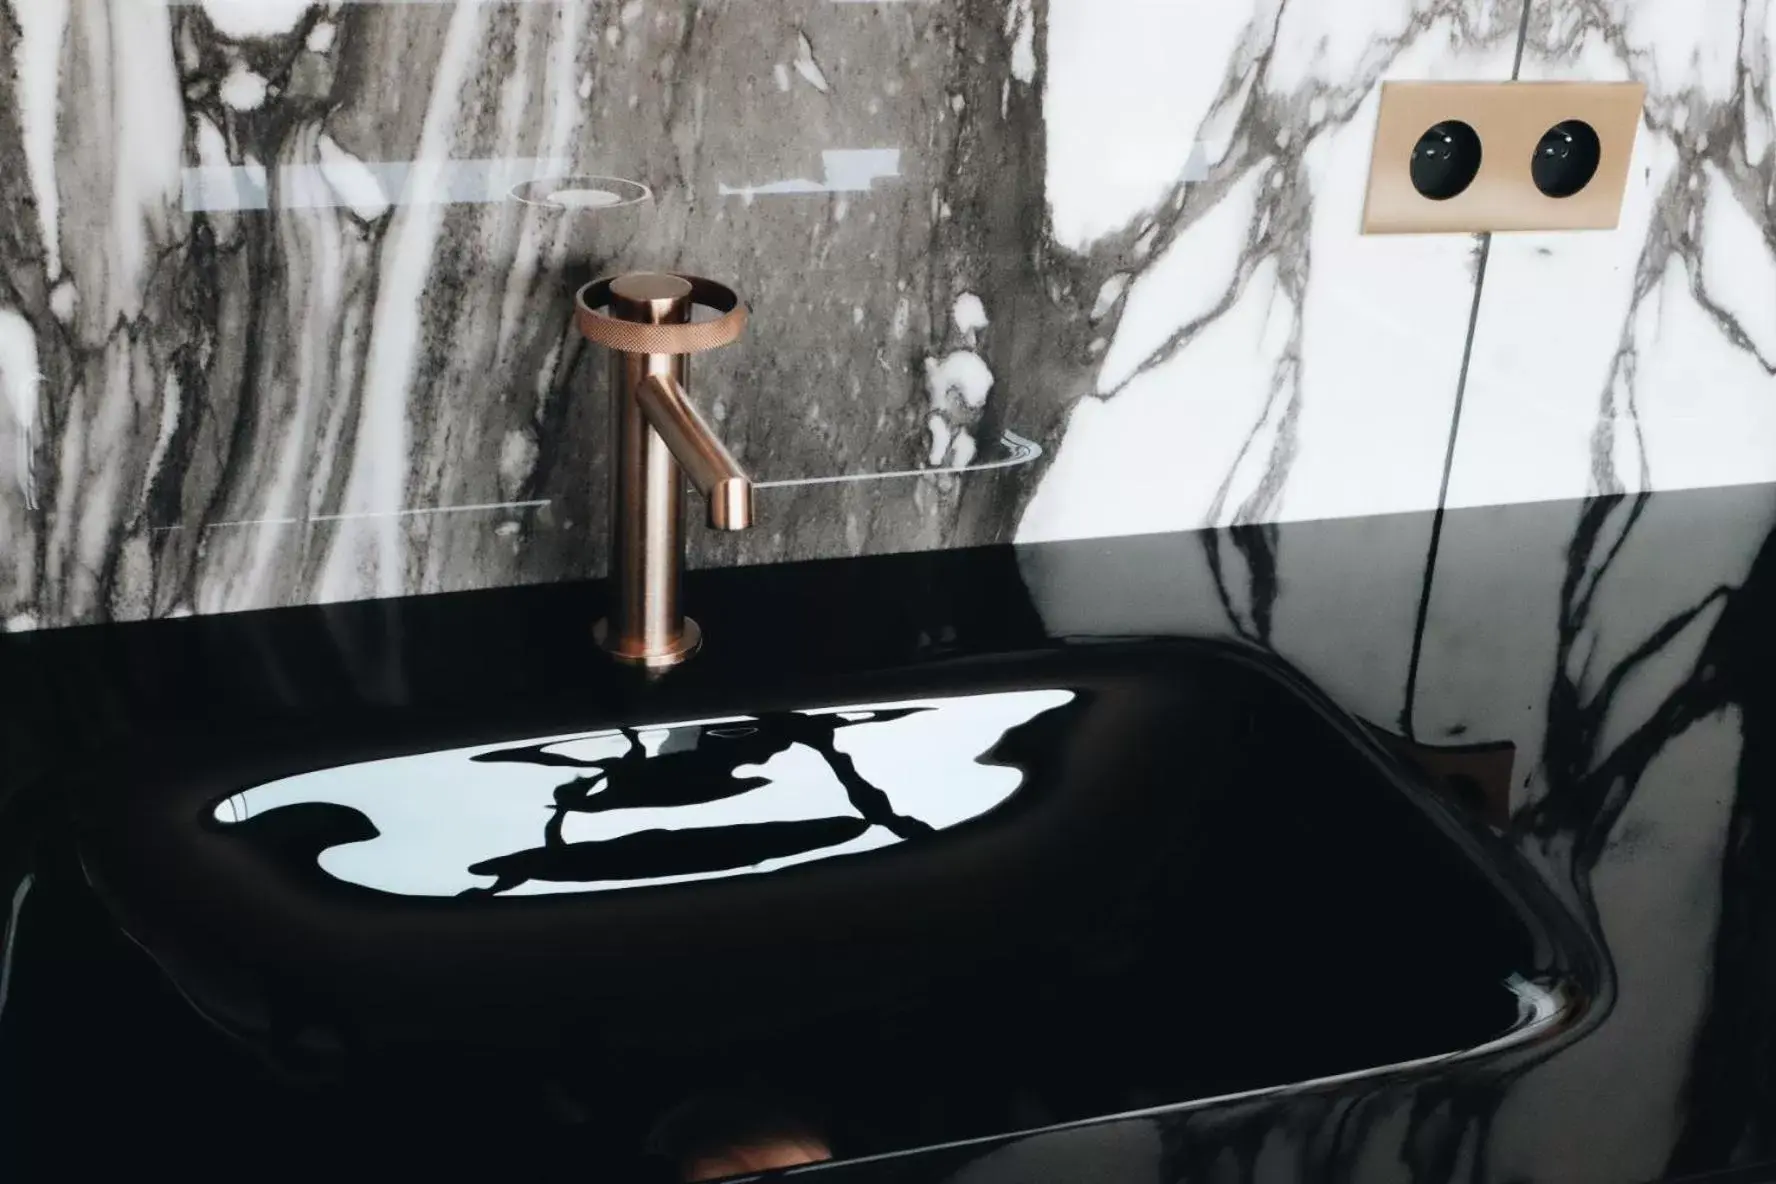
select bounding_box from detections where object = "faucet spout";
[635,373,754,531]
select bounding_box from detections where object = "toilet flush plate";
[1362,81,1646,235]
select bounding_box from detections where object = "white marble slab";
[1011,0,1528,729]
[1017,1,1523,544]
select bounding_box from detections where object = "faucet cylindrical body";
[604,273,696,666]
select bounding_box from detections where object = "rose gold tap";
[575,272,751,669]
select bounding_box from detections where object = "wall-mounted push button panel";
[1362,81,1645,234]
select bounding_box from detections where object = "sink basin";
[203,688,1079,899]
[14,639,1590,1172]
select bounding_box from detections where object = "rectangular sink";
[9,639,1591,1174]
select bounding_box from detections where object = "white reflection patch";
[211,690,1073,898]
[182,156,571,213]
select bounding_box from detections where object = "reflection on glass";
[211,690,1074,899]
[509,174,652,212]
[718,149,901,199]
[510,171,653,272]
[182,155,579,214]
[756,429,1043,489]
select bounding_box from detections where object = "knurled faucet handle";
[575,274,748,355]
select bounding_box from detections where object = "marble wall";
[2,0,1775,666]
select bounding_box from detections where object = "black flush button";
[1410,120,1483,200]
[1532,119,1602,197]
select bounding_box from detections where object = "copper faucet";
[575,273,751,669]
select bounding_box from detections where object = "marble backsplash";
[1,0,1773,632]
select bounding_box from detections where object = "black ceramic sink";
[7,638,1588,1174]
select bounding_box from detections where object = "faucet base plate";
[594,617,703,670]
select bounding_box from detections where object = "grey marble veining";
[0,0,1061,629]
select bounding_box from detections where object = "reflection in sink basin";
[47,641,1591,1174]
[209,691,1074,898]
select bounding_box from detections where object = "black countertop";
[2,484,1773,1184]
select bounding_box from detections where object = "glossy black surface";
[2,487,1774,1182]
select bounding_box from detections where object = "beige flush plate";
[1362,81,1645,234]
